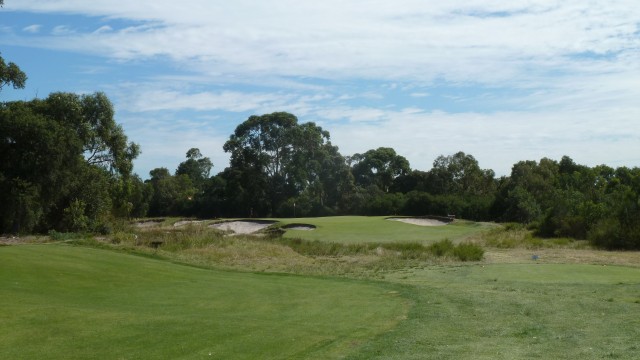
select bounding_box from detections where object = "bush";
[381,242,429,259]
[48,230,86,241]
[453,242,484,261]
[61,199,89,232]
[428,239,454,257]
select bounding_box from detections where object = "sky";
[1,1,639,178]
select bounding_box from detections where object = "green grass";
[5,218,640,359]
[277,216,494,244]
[0,245,406,359]
[348,263,640,359]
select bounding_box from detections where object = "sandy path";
[388,218,448,226]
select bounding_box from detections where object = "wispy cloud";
[8,1,639,85]
[51,25,74,35]
[120,89,299,113]
[3,1,639,176]
[22,24,42,33]
[93,25,113,34]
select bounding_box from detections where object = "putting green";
[278,216,494,244]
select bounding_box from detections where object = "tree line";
[1,55,639,249]
[132,111,640,250]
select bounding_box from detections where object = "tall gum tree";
[223,112,351,216]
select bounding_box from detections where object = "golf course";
[2,216,639,359]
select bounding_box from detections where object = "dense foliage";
[0,92,140,233]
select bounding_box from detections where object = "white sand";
[388,218,448,226]
[134,220,163,228]
[209,221,273,234]
[173,220,204,227]
[285,225,315,231]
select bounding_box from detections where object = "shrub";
[61,199,89,232]
[453,242,484,261]
[428,239,454,257]
[48,230,86,241]
[381,242,429,259]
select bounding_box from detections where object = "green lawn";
[0,245,406,359]
[4,227,640,359]
[278,216,494,244]
[348,263,640,359]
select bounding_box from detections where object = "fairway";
[349,263,640,360]
[278,216,493,244]
[0,245,406,359]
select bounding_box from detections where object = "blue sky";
[1,1,639,177]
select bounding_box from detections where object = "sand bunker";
[173,220,204,227]
[387,217,449,227]
[134,220,164,228]
[283,224,316,231]
[209,221,275,234]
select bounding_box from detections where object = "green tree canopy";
[176,148,213,191]
[0,54,27,93]
[0,92,139,233]
[222,112,350,216]
[427,151,496,196]
[350,147,411,193]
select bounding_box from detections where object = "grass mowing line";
[276,216,495,244]
[347,263,640,360]
[0,244,408,360]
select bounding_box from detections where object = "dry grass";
[485,247,640,267]
[16,219,639,277]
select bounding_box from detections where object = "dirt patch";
[209,220,276,234]
[387,217,448,227]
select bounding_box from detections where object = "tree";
[42,92,140,176]
[0,54,27,93]
[494,158,559,223]
[222,112,349,216]
[0,92,139,233]
[146,168,195,217]
[427,152,495,196]
[176,148,213,191]
[350,147,411,193]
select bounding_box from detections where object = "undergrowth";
[482,223,589,249]
[110,225,484,265]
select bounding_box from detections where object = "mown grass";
[348,263,640,360]
[6,217,640,359]
[277,216,494,244]
[0,244,407,359]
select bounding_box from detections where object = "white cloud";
[325,107,640,175]
[4,1,639,175]
[8,1,639,85]
[120,89,299,113]
[22,24,42,33]
[93,25,113,34]
[51,25,74,35]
